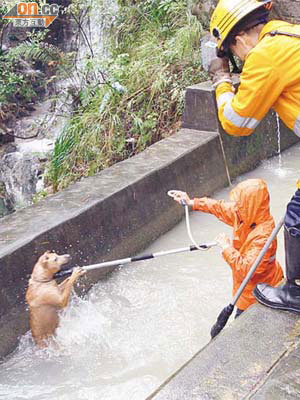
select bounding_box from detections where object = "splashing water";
[0,239,232,400]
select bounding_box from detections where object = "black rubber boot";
[254,282,300,313]
[254,189,300,313]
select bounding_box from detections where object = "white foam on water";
[17,139,55,156]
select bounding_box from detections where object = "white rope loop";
[168,190,211,251]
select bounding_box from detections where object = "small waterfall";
[76,0,118,67]
[0,0,118,216]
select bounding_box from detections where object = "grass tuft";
[47,0,208,190]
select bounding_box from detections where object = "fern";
[6,41,61,65]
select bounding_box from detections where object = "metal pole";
[54,241,217,279]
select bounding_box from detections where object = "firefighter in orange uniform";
[172,179,283,317]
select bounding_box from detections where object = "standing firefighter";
[209,0,300,312]
[209,0,300,138]
[254,183,300,312]
[172,179,284,317]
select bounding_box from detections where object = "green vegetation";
[1,1,208,192]
[0,30,61,104]
[47,0,207,191]
[0,3,62,122]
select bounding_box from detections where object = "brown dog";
[26,251,85,347]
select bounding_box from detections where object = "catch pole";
[54,241,217,279]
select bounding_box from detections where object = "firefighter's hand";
[171,191,193,207]
[208,57,231,88]
[215,233,231,251]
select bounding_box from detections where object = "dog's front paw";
[70,266,86,281]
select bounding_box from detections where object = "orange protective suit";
[193,179,283,310]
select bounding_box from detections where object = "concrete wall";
[0,82,298,359]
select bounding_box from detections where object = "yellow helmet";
[210,0,273,57]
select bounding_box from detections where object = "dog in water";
[26,251,86,347]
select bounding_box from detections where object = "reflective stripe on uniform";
[217,92,234,109]
[294,116,300,137]
[223,102,260,130]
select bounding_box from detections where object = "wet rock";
[0,198,10,217]
[0,152,40,209]
[0,121,13,134]
[272,0,300,24]
[3,143,17,154]
[0,182,13,217]
[190,0,217,29]
[2,23,30,50]
[0,134,15,145]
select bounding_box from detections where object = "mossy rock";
[190,0,300,27]
[272,0,300,24]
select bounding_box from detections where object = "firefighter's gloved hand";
[208,57,232,89]
[215,233,231,251]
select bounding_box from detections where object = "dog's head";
[35,251,71,277]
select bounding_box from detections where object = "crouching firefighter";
[209,0,300,139]
[254,182,300,313]
[171,179,284,317]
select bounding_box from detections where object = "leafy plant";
[0,28,62,116]
[46,0,207,190]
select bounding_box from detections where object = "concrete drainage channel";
[0,81,299,395]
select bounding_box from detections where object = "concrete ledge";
[148,304,300,400]
[183,81,219,132]
[183,82,299,178]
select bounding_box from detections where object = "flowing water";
[0,143,299,400]
[276,112,282,168]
